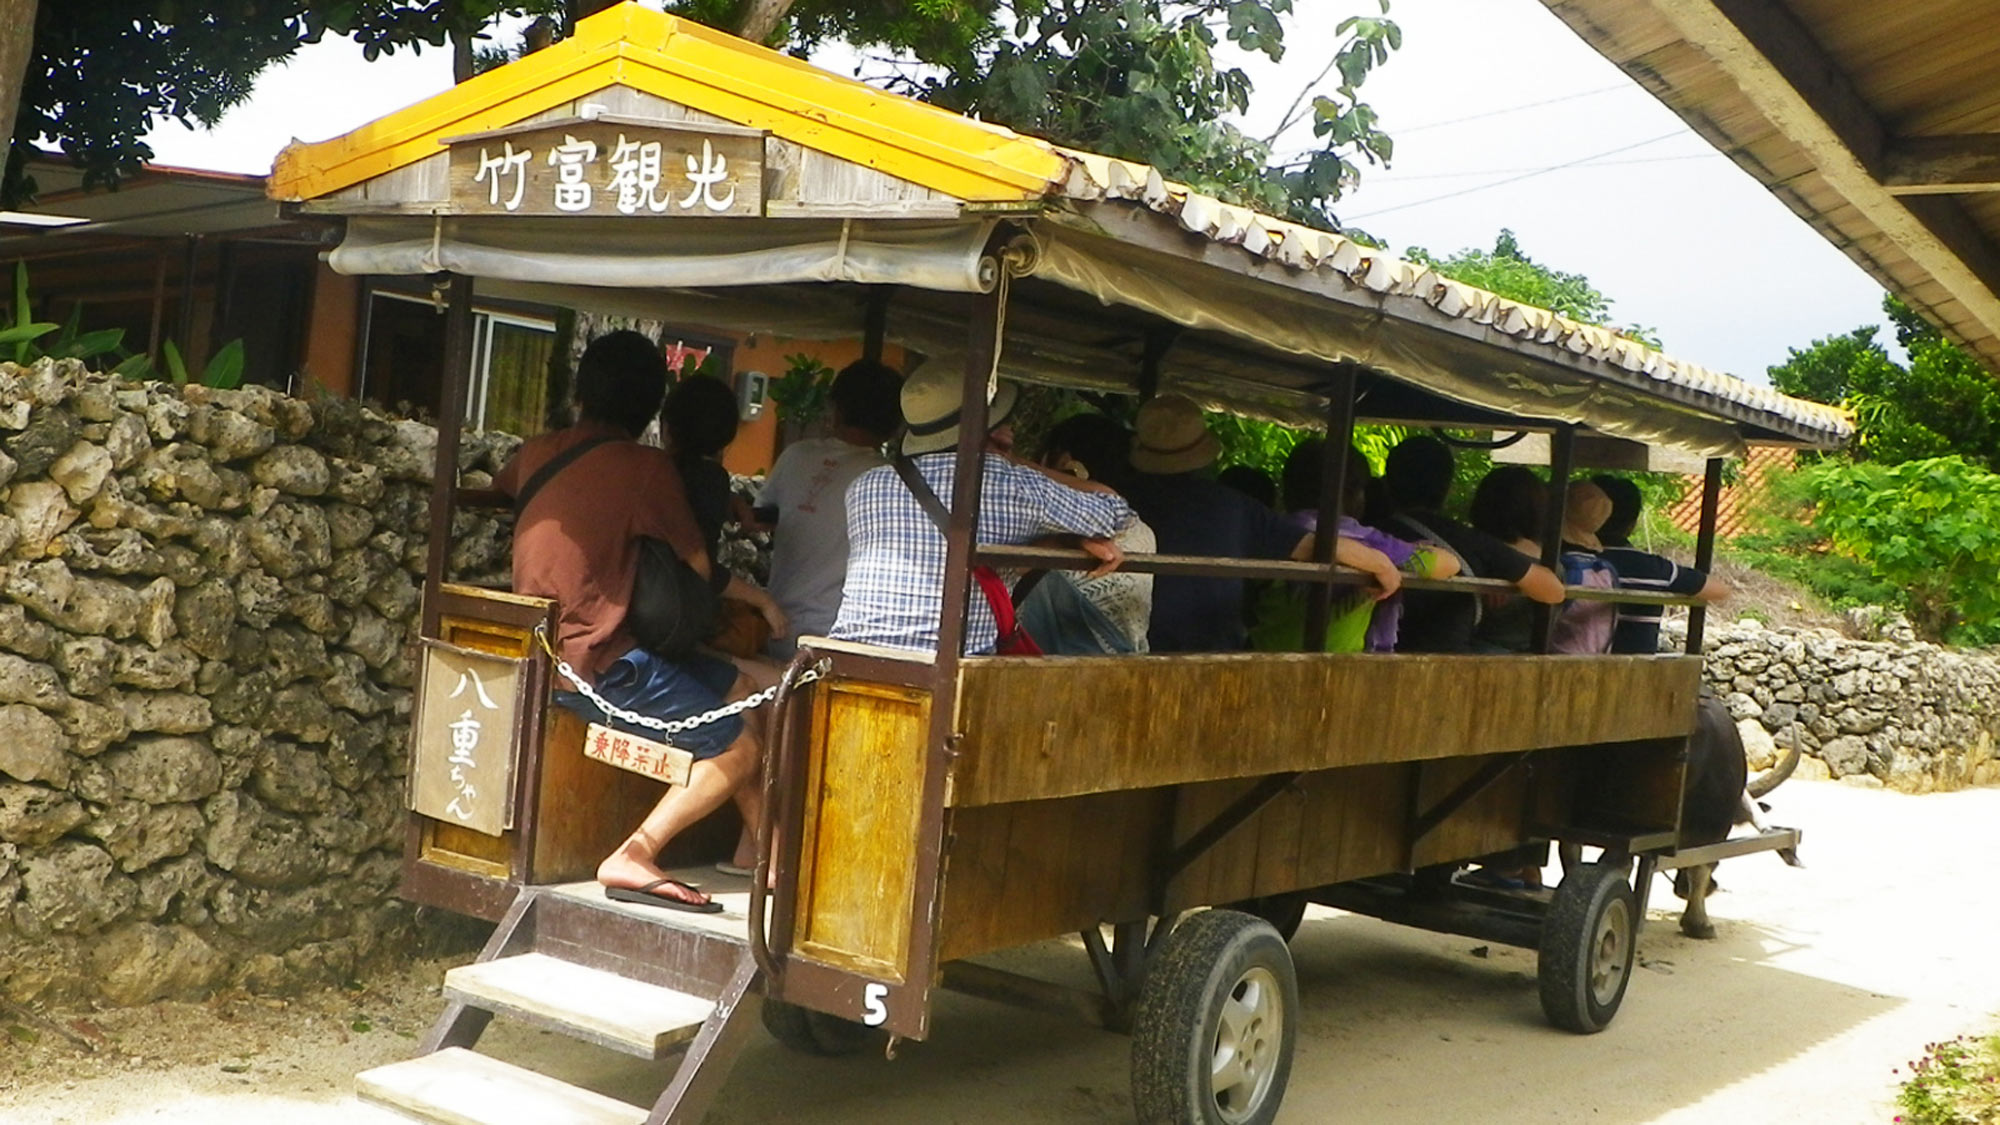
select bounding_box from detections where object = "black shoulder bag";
[514,436,723,662]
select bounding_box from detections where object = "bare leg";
[597,673,763,906]
[722,661,780,872]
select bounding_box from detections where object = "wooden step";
[357,1047,646,1125]
[445,952,714,1058]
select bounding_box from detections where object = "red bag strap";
[972,566,1041,655]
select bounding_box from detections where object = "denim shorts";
[554,647,744,760]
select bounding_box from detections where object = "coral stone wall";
[0,361,515,1006]
[1676,618,2000,792]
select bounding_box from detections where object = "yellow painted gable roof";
[269,2,1068,204]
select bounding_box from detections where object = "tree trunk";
[0,0,38,165]
[735,0,796,44]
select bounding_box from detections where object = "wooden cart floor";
[544,870,757,944]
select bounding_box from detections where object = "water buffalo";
[1669,692,1800,938]
[1557,693,1801,939]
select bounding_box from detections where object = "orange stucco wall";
[718,334,905,477]
[302,265,361,397]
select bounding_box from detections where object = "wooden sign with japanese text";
[582,723,694,788]
[410,641,525,837]
[447,118,763,218]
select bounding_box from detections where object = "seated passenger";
[828,371,1130,655]
[495,331,763,913]
[1016,412,1156,654]
[1467,465,1549,653]
[1249,440,1458,653]
[1550,481,1621,654]
[1121,394,1401,653]
[662,374,787,657]
[753,359,904,656]
[1589,475,1730,654]
[1380,435,1565,653]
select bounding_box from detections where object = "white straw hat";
[1129,393,1222,474]
[900,368,1018,455]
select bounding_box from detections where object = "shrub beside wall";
[0,361,515,1007]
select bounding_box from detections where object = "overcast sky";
[140,0,1894,383]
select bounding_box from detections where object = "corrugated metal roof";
[1054,149,1853,443]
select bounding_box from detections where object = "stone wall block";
[4,406,79,478]
[103,412,150,470]
[0,603,56,660]
[83,800,206,872]
[0,782,89,846]
[191,407,274,464]
[91,736,222,805]
[252,742,336,816]
[57,636,119,698]
[326,502,376,550]
[0,704,70,785]
[90,923,226,1005]
[0,653,68,710]
[244,500,332,578]
[250,445,330,496]
[15,842,135,936]
[112,690,213,735]
[7,479,80,556]
[49,441,113,505]
[60,698,129,756]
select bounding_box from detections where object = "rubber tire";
[1537,861,1639,1034]
[1219,892,1308,943]
[1131,910,1299,1125]
[760,998,884,1056]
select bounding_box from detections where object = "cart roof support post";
[422,273,477,637]
[862,286,895,364]
[1303,362,1360,650]
[1684,456,1725,655]
[1532,423,1577,654]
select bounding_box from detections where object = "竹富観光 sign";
[448,119,763,219]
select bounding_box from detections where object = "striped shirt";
[1601,545,1709,654]
[830,453,1132,655]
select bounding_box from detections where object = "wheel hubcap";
[1589,898,1631,1007]
[1211,966,1283,1122]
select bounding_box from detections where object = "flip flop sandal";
[604,877,723,914]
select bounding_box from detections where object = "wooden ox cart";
[267,7,1845,1122]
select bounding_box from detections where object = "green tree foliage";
[1767,294,2000,469]
[864,0,1400,230]
[1407,229,1660,347]
[5,0,559,206]
[1781,456,2000,643]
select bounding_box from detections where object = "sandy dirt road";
[3,779,1995,1124]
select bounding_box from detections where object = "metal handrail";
[746,649,824,985]
[973,544,1707,608]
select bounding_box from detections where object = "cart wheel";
[760,998,884,1056]
[1131,910,1298,1125]
[1220,892,1308,943]
[1537,861,1638,1034]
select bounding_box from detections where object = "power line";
[1394,83,1634,135]
[1375,151,1721,182]
[1346,131,1687,220]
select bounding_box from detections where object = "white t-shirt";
[756,436,887,650]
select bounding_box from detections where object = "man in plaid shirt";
[830,371,1131,655]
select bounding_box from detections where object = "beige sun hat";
[1563,481,1612,551]
[900,367,1018,455]
[1129,393,1222,474]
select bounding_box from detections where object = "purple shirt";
[1289,511,1424,653]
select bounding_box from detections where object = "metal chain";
[533,625,824,741]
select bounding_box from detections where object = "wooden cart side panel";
[950,654,1702,807]
[936,789,1164,963]
[412,611,541,882]
[527,705,675,884]
[789,680,931,981]
[1408,756,1535,869]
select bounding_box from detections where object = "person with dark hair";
[1590,474,1730,653]
[1217,464,1278,510]
[494,329,772,913]
[1466,465,1549,652]
[1380,435,1565,653]
[1017,412,1156,653]
[1250,440,1457,653]
[1122,395,1404,652]
[754,358,905,655]
[662,374,742,556]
